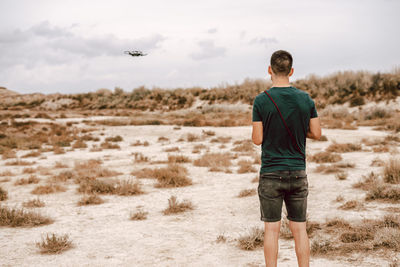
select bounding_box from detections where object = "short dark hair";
[270,50,293,76]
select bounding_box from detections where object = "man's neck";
[272,77,291,87]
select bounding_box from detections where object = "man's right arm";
[307,117,321,140]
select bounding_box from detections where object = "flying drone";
[124,50,147,57]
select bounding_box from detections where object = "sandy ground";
[0,117,399,267]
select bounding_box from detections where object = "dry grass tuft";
[36,233,73,254]
[311,235,334,256]
[132,152,149,163]
[162,195,194,215]
[78,179,144,196]
[237,160,257,173]
[0,205,53,227]
[52,171,74,182]
[335,172,348,180]
[373,227,400,251]
[216,234,227,243]
[193,153,232,172]
[131,140,150,146]
[5,159,35,166]
[210,136,232,143]
[72,140,87,149]
[31,184,67,195]
[326,143,362,153]
[14,175,40,186]
[232,140,255,153]
[23,198,45,208]
[237,227,264,250]
[153,164,192,188]
[130,209,148,220]
[0,186,8,201]
[338,200,364,210]
[202,130,215,136]
[77,194,104,206]
[100,141,120,149]
[163,146,180,152]
[105,135,123,142]
[0,170,14,176]
[186,133,200,142]
[383,158,400,184]
[237,188,257,197]
[22,167,36,174]
[158,136,169,142]
[73,159,120,181]
[54,161,68,168]
[308,151,342,163]
[167,154,191,163]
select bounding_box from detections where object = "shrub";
[0,205,53,227]
[383,158,400,184]
[77,194,104,206]
[237,227,264,250]
[162,195,194,215]
[23,198,45,208]
[36,233,73,254]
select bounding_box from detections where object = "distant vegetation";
[1,70,399,111]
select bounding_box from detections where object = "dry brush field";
[1,106,400,266]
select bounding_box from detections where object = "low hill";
[0,70,399,112]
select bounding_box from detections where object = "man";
[252,50,321,267]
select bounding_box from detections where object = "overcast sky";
[0,0,399,94]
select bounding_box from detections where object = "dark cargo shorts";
[258,170,308,222]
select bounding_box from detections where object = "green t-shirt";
[252,86,318,173]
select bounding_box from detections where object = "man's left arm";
[252,98,263,145]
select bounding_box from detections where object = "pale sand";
[0,118,398,267]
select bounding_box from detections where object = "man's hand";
[307,117,321,140]
[252,121,263,145]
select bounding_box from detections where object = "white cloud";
[0,21,166,68]
[190,40,226,61]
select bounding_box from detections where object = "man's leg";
[263,221,281,267]
[288,221,309,267]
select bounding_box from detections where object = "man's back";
[252,86,318,173]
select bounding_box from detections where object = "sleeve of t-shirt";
[252,97,262,122]
[309,97,318,118]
